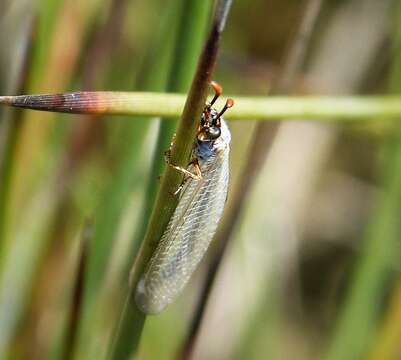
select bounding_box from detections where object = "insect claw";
[173,185,183,196]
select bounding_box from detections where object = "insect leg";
[173,159,202,195]
[164,146,202,180]
[163,131,202,194]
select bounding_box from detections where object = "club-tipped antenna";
[216,98,234,120]
[209,80,223,106]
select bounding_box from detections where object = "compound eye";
[207,126,221,139]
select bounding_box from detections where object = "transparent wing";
[135,149,229,314]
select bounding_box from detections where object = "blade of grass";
[63,221,92,360]
[2,93,401,121]
[107,1,233,359]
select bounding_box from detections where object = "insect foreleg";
[164,148,202,180]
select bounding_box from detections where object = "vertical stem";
[128,0,213,276]
[107,1,233,359]
[63,222,91,360]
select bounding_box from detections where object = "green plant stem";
[107,1,232,359]
[63,221,91,360]
[128,0,230,294]
[2,93,401,120]
[108,0,213,357]
[132,0,213,268]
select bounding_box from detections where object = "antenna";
[210,80,223,106]
[216,98,234,120]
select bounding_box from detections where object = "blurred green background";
[0,0,400,359]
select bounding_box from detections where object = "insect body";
[135,82,233,314]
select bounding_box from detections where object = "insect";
[135,81,234,314]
